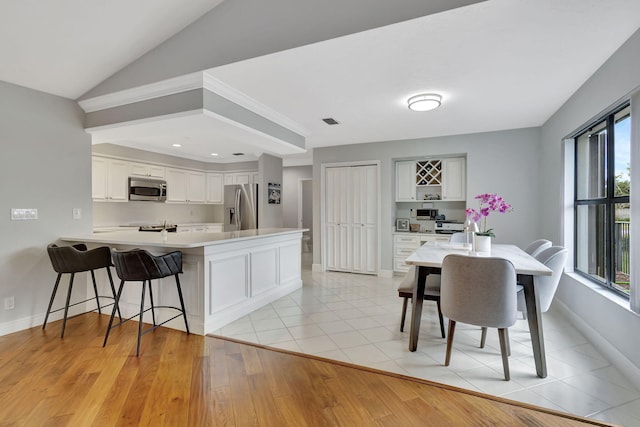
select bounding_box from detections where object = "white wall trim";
[0,305,88,337]
[554,299,640,391]
[202,73,310,137]
[78,72,204,112]
[78,71,310,141]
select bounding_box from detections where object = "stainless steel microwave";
[128,177,167,202]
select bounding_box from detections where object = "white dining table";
[405,243,553,378]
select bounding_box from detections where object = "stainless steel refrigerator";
[223,184,259,231]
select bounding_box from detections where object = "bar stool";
[104,249,190,356]
[45,243,121,338]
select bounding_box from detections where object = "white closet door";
[326,167,351,272]
[351,165,378,274]
[325,164,378,275]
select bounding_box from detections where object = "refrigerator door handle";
[235,188,241,228]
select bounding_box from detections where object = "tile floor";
[213,257,640,425]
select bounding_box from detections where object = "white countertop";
[62,228,306,249]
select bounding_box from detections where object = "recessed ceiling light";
[407,93,442,112]
[172,143,182,147]
[232,153,244,156]
[210,153,219,156]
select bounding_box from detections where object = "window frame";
[573,102,630,297]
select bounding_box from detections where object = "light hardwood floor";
[0,313,614,426]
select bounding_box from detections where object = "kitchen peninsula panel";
[61,228,305,335]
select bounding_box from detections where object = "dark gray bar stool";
[45,243,121,338]
[104,249,190,356]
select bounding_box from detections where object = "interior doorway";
[298,179,313,265]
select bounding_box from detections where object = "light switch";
[73,208,82,220]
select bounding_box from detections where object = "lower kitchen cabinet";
[393,233,451,273]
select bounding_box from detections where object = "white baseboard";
[0,304,88,337]
[377,269,394,278]
[312,263,323,272]
[554,300,640,391]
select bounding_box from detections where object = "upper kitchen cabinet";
[92,156,128,202]
[395,157,466,202]
[441,157,466,201]
[206,173,224,204]
[129,162,165,179]
[395,161,417,202]
[166,168,206,203]
[224,171,252,185]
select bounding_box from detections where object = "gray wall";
[312,127,541,270]
[258,153,283,228]
[540,27,640,371]
[282,166,312,228]
[0,81,92,332]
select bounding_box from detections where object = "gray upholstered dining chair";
[524,239,552,258]
[398,265,445,338]
[517,246,568,315]
[441,254,517,380]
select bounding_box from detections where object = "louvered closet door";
[351,165,378,274]
[325,167,351,272]
[325,165,378,274]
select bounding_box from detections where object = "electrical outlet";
[72,208,82,220]
[4,297,15,310]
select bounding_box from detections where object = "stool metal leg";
[174,274,190,334]
[43,273,62,330]
[137,280,147,356]
[90,270,101,314]
[147,280,157,327]
[103,280,125,348]
[61,273,75,338]
[106,267,122,321]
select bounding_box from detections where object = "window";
[574,104,631,296]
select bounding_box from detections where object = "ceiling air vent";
[322,118,339,125]
[232,152,245,156]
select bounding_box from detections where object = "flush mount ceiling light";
[407,93,442,112]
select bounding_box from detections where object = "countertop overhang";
[61,228,306,249]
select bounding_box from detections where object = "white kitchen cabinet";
[395,157,466,202]
[325,165,378,274]
[393,233,450,273]
[129,162,165,179]
[250,171,259,185]
[187,171,206,203]
[166,168,205,203]
[165,168,187,202]
[206,173,224,204]
[92,156,128,202]
[224,172,252,185]
[395,161,417,202]
[393,234,421,273]
[441,157,466,201]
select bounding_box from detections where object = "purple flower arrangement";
[465,193,512,237]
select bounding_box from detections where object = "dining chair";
[524,239,552,258]
[517,246,568,315]
[441,254,517,380]
[398,265,445,338]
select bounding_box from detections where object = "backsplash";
[93,202,223,226]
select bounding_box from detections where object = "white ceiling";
[0,0,223,99]
[2,0,640,166]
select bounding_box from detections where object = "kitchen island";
[61,228,305,335]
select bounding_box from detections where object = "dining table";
[405,242,553,378]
